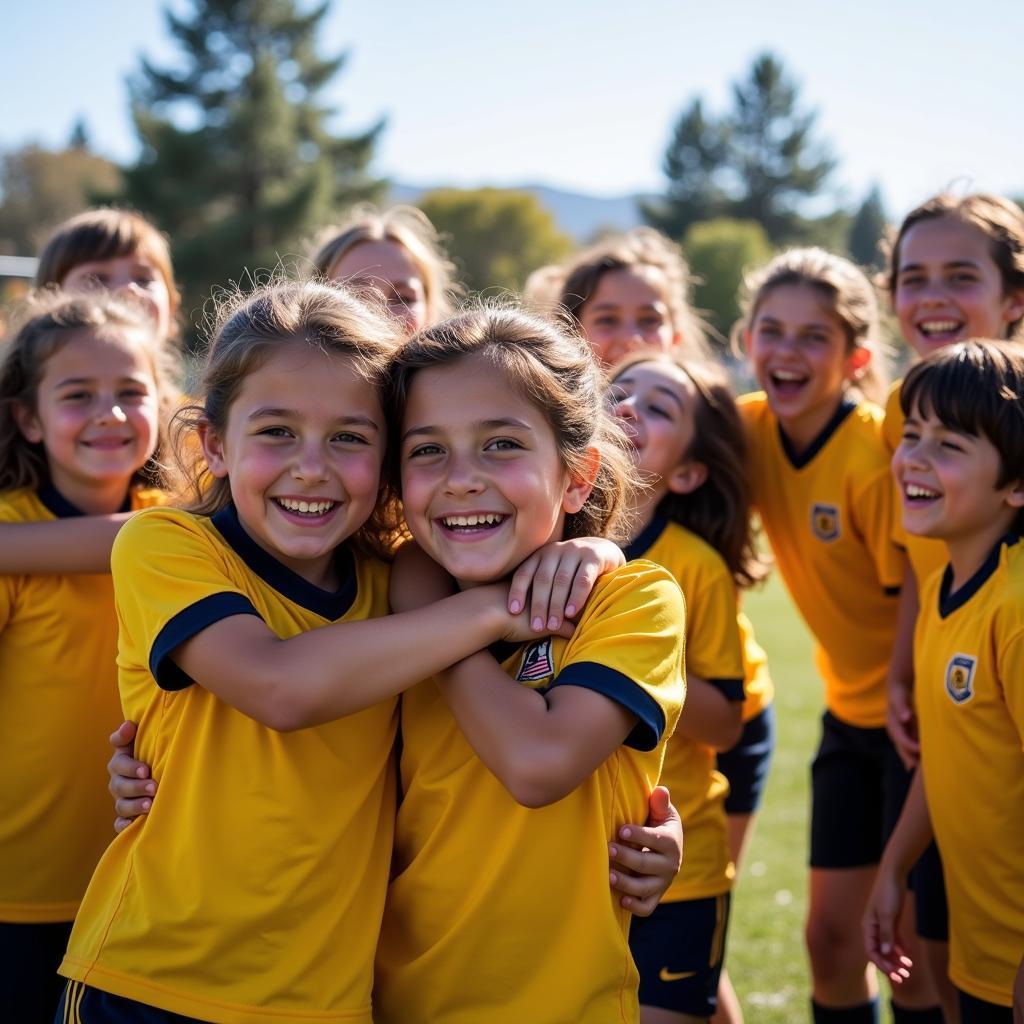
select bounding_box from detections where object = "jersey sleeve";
[997,628,1024,752]
[684,561,744,702]
[549,563,685,751]
[111,508,260,692]
[852,461,906,594]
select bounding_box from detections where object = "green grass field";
[727,574,895,1023]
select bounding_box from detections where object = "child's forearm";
[0,515,130,573]
[673,674,743,752]
[880,770,933,877]
[888,565,919,692]
[435,651,636,808]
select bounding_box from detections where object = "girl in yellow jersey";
[735,249,943,1024]
[373,306,685,1024]
[55,282,614,1024]
[880,194,1024,1021]
[608,351,769,1024]
[0,291,177,1021]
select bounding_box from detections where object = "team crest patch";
[945,653,976,704]
[516,638,554,683]
[810,503,840,541]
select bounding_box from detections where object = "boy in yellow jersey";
[865,341,1024,1023]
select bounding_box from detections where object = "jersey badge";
[516,637,554,685]
[945,653,976,704]
[810,503,840,541]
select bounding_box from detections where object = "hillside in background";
[389,182,651,242]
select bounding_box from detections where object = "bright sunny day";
[1,2,1022,1023]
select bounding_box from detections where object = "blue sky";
[3,0,1021,219]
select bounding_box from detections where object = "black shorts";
[956,987,1012,1023]
[630,893,730,1019]
[911,835,949,941]
[0,919,73,1023]
[717,704,775,814]
[809,711,909,869]
[55,981,208,1023]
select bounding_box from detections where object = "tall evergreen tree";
[118,0,384,324]
[848,185,888,268]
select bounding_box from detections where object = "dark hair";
[387,303,640,542]
[883,193,1024,338]
[901,341,1024,521]
[610,351,768,588]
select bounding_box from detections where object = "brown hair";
[734,247,889,405]
[0,290,182,493]
[178,279,404,558]
[386,304,640,542]
[610,351,768,588]
[310,204,461,325]
[35,208,180,326]
[884,193,1024,338]
[526,227,712,359]
[901,341,1024,528]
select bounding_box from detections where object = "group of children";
[0,190,1021,1024]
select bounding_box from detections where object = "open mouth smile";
[272,497,338,520]
[903,482,941,505]
[437,512,509,536]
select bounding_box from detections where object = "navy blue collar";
[211,504,358,620]
[778,398,856,470]
[37,482,132,518]
[624,514,669,562]
[939,532,1020,619]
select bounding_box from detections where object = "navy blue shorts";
[717,704,775,814]
[630,892,730,1019]
[0,919,73,1023]
[956,987,1012,1023]
[810,711,909,869]
[55,981,208,1023]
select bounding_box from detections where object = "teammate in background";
[865,341,1024,1023]
[735,248,942,1024]
[881,194,1024,1022]
[310,204,461,335]
[0,292,176,1021]
[608,351,769,1023]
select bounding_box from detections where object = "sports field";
[727,574,895,1023]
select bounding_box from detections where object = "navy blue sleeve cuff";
[708,676,745,702]
[150,592,261,691]
[549,661,667,751]
[883,585,901,597]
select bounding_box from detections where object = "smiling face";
[62,254,173,342]
[329,239,429,336]
[746,283,868,451]
[579,266,679,368]
[894,217,1024,357]
[16,328,160,513]
[399,352,593,586]
[202,343,386,589]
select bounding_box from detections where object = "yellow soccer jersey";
[884,381,949,588]
[624,517,741,902]
[374,561,685,1024]
[915,534,1024,1007]
[739,393,904,727]
[0,483,163,924]
[60,505,397,1024]
[738,610,774,723]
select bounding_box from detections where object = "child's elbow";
[711,711,744,753]
[501,754,580,808]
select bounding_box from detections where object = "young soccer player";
[864,340,1024,1023]
[882,192,1024,1020]
[609,351,768,1023]
[736,248,942,1023]
[310,204,460,335]
[54,282,610,1024]
[0,291,175,1021]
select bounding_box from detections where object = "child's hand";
[862,864,913,984]
[507,537,624,632]
[886,680,920,770]
[608,785,683,916]
[108,721,156,833]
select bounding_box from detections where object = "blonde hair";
[883,193,1024,339]
[526,227,712,359]
[178,279,405,559]
[310,205,461,325]
[0,290,182,493]
[386,304,640,542]
[35,208,180,328]
[733,247,889,405]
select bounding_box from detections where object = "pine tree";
[118,0,384,325]
[847,185,888,268]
